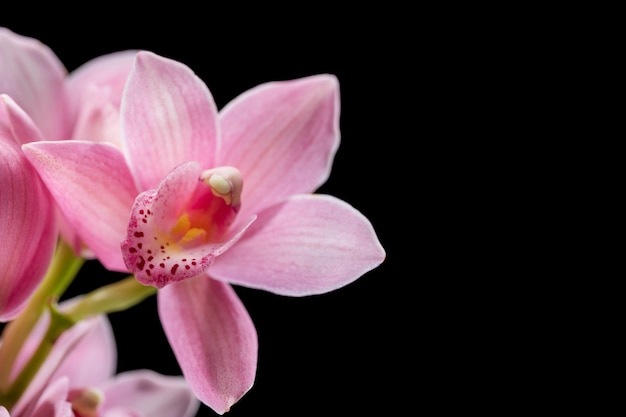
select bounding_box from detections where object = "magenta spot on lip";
[136,256,146,271]
[171,264,179,275]
[134,232,144,238]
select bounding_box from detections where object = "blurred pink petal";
[98,369,200,417]
[0,27,70,141]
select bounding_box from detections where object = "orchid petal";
[210,194,386,296]
[158,277,258,415]
[67,51,137,147]
[22,140,137,272]
[0,138,56,321]
[218,74,339,218]
[0,27,69,140]
[52,311,116,388]
[28,377,72,417]
[0,406,8,417]
[98,370,200,417]
[1,94,45,145]
[121,161,255,288]
[122,51,218,190]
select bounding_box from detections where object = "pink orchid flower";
[23,51,386,414]
[1,300,199,417]
[0,27,136,259]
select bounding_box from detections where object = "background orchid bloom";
[2,300,199,417]
[0,96,57,322]
[23,51,386,414]
[0,26,136,259]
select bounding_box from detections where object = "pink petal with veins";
[121,51,218,190]
[211,194,386,296]
[218,74,340,219]
[22,140,137,272]
[158,277,257,415]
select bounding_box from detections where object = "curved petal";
[51,312,116,388]
[210,194,386,296]
[28,377,72,417]
[22,140,137,272]
[218,74,340,219]
[0,137,56,321]
[121,161,255,288]
[0,406,8,417]
[158,277,258,414]
[10,319,100,417]
[0,27,69,140]
[99,370,200,417]
[121,51,218,190]
[1,94,46,144]
[67,50,137,148]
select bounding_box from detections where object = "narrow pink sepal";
[218,74,340,219]
[22,140,138,272]
[0,27,70,141]
[158,277,258,415]
[211,194,386,296]
[98,370,200,417]
[122,161,255,288]
[121,51,219,190]
[0,137,56,321]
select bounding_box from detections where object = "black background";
[1,14,410,417]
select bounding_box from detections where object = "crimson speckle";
[185,265,190,270]
[142,219,147,223]
[146,269,151,276]
[171,264,179,275]
[136,256,146,271]
[160,263,165,268]
[134,232,144,238]
[129,247,137,253]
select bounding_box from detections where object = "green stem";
[0,240,84,390]
[62,275,157,322]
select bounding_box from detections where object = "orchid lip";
[121,163,246,289]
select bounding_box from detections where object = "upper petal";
[218,74,340,219]
[210,194,386,296]
[22,140,137,272]
[98,370,200,417]
[121,51,219,190]
[0,135,56,321]
[0,27,70,140]
[158,277,258,415]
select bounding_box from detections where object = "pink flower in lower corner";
[22,51,386,414]
[0,301,199,417]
